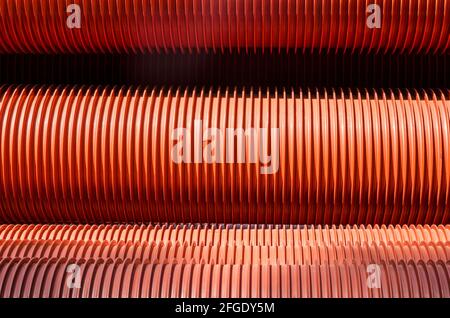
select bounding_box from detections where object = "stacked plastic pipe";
[0,0,449,298]
[1,0,449,54]
[0,86,449,225]
[0,224,449,297]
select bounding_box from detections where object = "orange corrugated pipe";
[0,0,449,54]
[2,224,448,244]
[1,86,449,224]
[0,224,449,298]
[0,258,449,297]
[2,240,447,264]
[0,225,448,264]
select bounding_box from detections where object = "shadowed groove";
[0,53,448,89]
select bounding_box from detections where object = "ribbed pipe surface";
[0,0,449,54]
[2,224,448,245]
[2,240,448,265]
[0,225,448,264]
[0,258,448,297]
[1,86,449,224]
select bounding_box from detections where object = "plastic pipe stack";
[0,0,449,298]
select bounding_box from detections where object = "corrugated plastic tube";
[0,0,449,54]
[0,258,449,297]
[2,224,448,245]
[1,86,449,224]
[0,224,448,298]
[0,224,448,264]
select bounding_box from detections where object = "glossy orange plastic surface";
[0,86,449,224]
[0,0,449,54]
